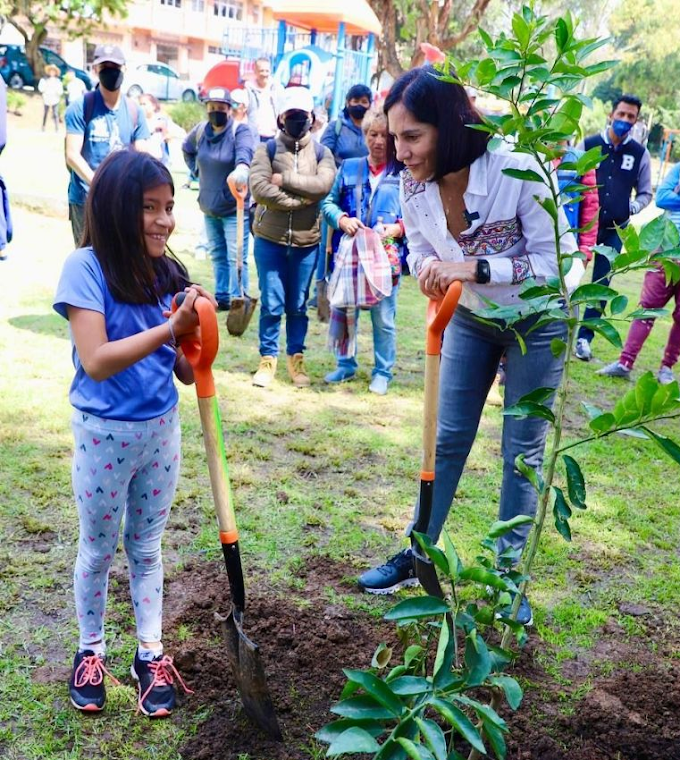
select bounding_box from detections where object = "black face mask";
[98,67,124,92]
[208,111,228,128]
[283,111,311,140]
[348,104,369,121]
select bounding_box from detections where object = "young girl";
[54,150,217,717]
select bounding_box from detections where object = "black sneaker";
[69,649,119,712]
[131,651,193,717]
[357,548,420,595]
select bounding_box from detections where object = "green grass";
[1,171,680,755]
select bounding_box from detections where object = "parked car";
[0,44,93,90]
[124,62,198,102]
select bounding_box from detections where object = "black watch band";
[475,259,491,284]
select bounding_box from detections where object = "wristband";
[475,258,491,284]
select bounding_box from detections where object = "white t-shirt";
[246,82,281,139]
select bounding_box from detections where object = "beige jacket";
[249,132,336,248]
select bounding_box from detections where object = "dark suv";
[0,44,93,90]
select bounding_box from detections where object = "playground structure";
[657,128,680,186]
[215,0,381,119]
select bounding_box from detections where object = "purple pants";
[620,265,680,369]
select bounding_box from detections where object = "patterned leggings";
[71,407,181,649]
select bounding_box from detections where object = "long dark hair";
[383,66,489,179]
[82,150,190,304]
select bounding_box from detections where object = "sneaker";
[252,356,277,387]
[657,365,676,385]
[574,338,592,362]
[325,367,356,384]
[368,375,389,395]
[286,353,310,388]
[69,649,120,712]
[499,592,533,627]
[597,360,631,380]
[131,651,193,718]
[357,549,420,595]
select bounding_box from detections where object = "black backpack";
[266,137,325,164]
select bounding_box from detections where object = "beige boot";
[252,356,277,388]
[485,373,503,407]
[286,353,310,388]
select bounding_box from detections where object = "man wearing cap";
[245,57,282,142]
[182,87,254,312]
[249,86,336,388]
[65,44,150,245]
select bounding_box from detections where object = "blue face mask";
[611,119,634,138]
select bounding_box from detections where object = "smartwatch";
[475,258,491,284]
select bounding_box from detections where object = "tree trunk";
[25,27,48,86]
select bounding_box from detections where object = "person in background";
[245,57,282,142]
[0,75,7,154]
[182,87,254,312]
[64,68,86,107]
[139,94,170,165]
[231,87,257,141]
[322,109,405,395]
[311,106,328,142]
[357,67,577,629]
[574,94,652,362]
[598,162,680,385]
[249,86,336,388]
[321,83,371,167]
[39,64,63,132]
[65,44,150,245]
[53,150,213,717]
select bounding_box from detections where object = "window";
[191,0,205,10]
[208,46,221,54]
[213,0,243,21]
[159,0,182,7]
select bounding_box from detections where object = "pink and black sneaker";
[131,651,193,718]
[69,649,120,712]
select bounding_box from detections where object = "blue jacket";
[182,120,254,218]
[0,175,12,252]
[322,157,405,259]
[656,161,680,232]
[321,114,368,167]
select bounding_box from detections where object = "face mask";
[283,112,311,140]
[98,67,124,92]
[611,119,634,138]
[208,111,228,128]
[347,104,369,121]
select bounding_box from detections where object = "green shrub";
[578,96,608,139]
[7,91,27,115]
[167,101,205,132]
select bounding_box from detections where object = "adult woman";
[321,84,371,166]
[322,109,404,395]
[38,64,62,132]
[249,86,336,388]
[182,87,254,311]
[358,67,577,626]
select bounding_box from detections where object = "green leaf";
[589,412,615,434]
[581,318,622,348]
[475,58,498,85]
[555,17,570,52]
[396,738,435,760]
[376,739,409,760]
[412,532,451,576]
[651,381,680,416]
[610,294,628,315]
[388,676,432,696]
[551,337,566,357]
[514,453,543,492]
[563,455,587,508]
[514,386,556,404]
[459,566,510,590]
[501,167,544,183]
[552,486,572,542]
[482,719,508,760]
[316,719,385,744]
[635,371,658,417]
[442,529,463,580]
[328,727,381,756]
[571,283,619,303]
[430,699,486,754]
[384,596,451,622]
[342,670,403,716]
[641,427,680,466]
[331,695,396,720]
[404,645,424,669]
[503,401,555,423]
[582,401,603,420]
[464,629,493,686]
[415,718,447,760]
[490,675,523,710]
[487,515,535,539]
[512,13,531,49]
[537,195,559,221]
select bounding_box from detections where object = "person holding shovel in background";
[357,67,578,627]
[182,87,254,312]
[53,150,215,716]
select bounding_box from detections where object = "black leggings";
[42,104,58,130]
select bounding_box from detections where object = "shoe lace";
[74,654,121,689]
[259,357,276,372]
[137,655,194,713]
[377,550,411,577]
[291,354,307,376]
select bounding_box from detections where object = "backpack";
[83,89,139,130]
[266,137,325,164]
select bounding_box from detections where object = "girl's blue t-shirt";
[53,247,179,421]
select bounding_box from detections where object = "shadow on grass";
[9,313,69,340]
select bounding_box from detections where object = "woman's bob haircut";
[384,65,489,179]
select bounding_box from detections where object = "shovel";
[410,281,462,598]
[316,225,333,323]
[226,177,258,337]
[173,293,282,740]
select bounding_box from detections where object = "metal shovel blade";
[414,553,445,599]
[218,609,283,740]
[226,294,258,337]
[316,278,331,323]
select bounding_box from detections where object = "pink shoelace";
[137,655,194,713]
[73,654,121,689]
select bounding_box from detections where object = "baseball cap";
[92,44,126,67]
[206,86,232,104]
[279,86,314,116]
[230,88,249,108]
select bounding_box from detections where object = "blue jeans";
[204,213,250,305]
[254,237,318,356]
[410,306,566,557]
[335,282,399,380]
[578,226,624,343]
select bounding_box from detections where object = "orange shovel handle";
[171,294,219,398]
[227,175,247,211]
[426,281,463,355]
